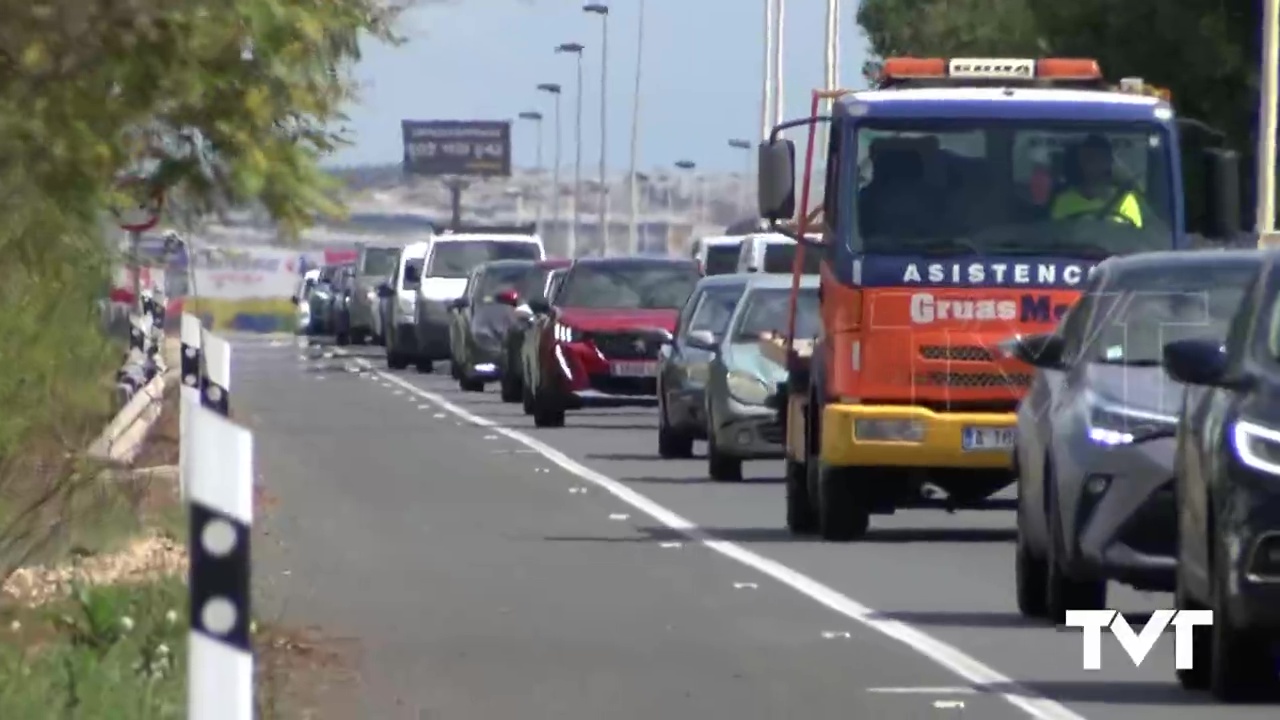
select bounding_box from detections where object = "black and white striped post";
[179,314,203,500]
[184,327,253,719]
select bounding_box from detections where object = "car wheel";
[522,381,536,416]
[706,427,743,482]
[657,400,694,458]
[386,352,409,370]
[459,376,485,392]
[785,458,817,534]
[1174,568,1211,690]
[1015,459,1049,618]
[1208,539,1277,701]
[335,330,350,346]
[416,358,434,374]
[532,393,565,428]
[500,371,521,403]
[1044,481,1106,624]
[815,461,869,541]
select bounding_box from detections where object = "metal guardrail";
[89,291,170,464]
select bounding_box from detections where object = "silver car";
[656,274,753,457]
[351,242,404,344]
[685,275,821,481]
[1011,250,1263,623]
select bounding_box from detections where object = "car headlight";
[553,322,581,343]
[726,371,770,405]
[1232,419,1280,475]
[1085,392,1177,446]
[366,289,377,301]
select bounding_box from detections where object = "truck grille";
[913,371,1031,388]
[919,344,993,362]
[588,330,665,360]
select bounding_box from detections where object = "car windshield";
[558,263,701,309]
[429,241,540,278]
[704,245,740,275]
[519,267,558,302]
[477,264,535,301]
[688,286,747,337]
[402,258,423,288]
[762,243,823,274]
[360,247,399,277]
[851,119,1175,259]
[731,288,821,342]
[1084,263,1258,364]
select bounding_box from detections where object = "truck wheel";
[816,463,869,541]
[707,431,743,482]
[386,352,409,370]
[785,459,816,534]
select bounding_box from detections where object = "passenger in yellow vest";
[1050,134,1143,228]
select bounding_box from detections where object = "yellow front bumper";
[819,403,1016,469]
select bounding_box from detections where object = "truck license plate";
[961,426,1016,451]
[611,361,657,377]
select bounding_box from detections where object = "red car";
[523,256,702,427]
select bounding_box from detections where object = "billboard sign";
[401,120,512,177]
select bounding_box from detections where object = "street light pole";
[518,111,545,236]
[728,138,752,217]
[557,42,586,257]
[585,4,611,254]
[1257,0,1279,241]
[761,0,774,140]
[627,0,647,255]
[537,83,564,249]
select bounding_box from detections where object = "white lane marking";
[732,582,758,590]
[418,404,432,410]
[660,541,683,548]
[608,513,630,521]
[365,365,1088,720]
[866,687,978,695]
[822,630,853,639]
[935,699,967,710]
[393,389,404,395]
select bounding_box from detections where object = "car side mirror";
[375,282,394,298]
[757,139,797,221]
[1163,338,1231,386]
[1005,333,1065,369]
[685,329,718,351]
[528,298,551,315]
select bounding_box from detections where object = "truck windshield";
[360,247,399,277]
[850,119,1174,259]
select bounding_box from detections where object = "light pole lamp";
[728,138,752,218]
[536,83,563,250]
[556,42,586,258]
[584,3,611,254]
[519,111,545,235]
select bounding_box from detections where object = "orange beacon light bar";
[879,57,1103,83]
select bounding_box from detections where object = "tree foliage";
[856,0,1260,151]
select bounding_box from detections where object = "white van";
[735,232,824,274]
[689,235,743,276]
[376,241,431,369]
[413,233,545,370]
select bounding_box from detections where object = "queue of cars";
[296,232,1280,701]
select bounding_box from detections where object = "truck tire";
[785,459,816,534]
[816,462,870,541]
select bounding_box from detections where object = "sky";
[329,0,870,172]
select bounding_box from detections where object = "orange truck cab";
[754,57,1243,541]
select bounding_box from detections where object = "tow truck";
[755,57,1243,541]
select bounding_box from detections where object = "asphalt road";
[230,334,1279,720]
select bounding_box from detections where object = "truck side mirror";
[1203,148,1241,241]
[758,139,797,221]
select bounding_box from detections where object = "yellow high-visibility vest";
[1050,187,1143,228]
